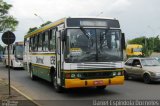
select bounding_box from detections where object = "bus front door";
[56,31,61,85]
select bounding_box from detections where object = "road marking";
[11,85,41,106]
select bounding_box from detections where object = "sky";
[1,0,160,45]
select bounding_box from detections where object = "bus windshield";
[15,45,23,60]
[65,28,122,63]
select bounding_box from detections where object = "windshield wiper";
[80,26,90,39]
[80,26,93,47]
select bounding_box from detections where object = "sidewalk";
[0,78,37,106]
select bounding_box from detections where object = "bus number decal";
[50,56,55,65]
[36,57,44,64]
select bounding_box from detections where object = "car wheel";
[143,74,151,84]
[96,85,106,90]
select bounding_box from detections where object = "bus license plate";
[93,80,104,85]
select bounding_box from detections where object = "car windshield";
[141,59,160,66]
[154,57,160,63]
[65,28,123,63]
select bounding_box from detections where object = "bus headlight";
[71,74,76,78]
[113,72,116,76]
[117,72,122,76]
[77,73,82,78]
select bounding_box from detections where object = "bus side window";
[29,37,32,52]
[38,33,42,51]
[49,29,56,51]
[32,36,36,51]
[24,38,26,46]
[43,31,49,52]
[42,32,45,51]
[35,35,38,52]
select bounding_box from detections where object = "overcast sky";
[1,0,160,44]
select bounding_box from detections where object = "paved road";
[0,63,160,106]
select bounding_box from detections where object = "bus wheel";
[53,76,63,93]
[96,85,106,90]
[30,65,36,80]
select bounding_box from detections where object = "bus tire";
[53,76,63,93]
[30,64,37,80]
[96,85,106,90]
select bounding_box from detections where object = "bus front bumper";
[64,76,124,88]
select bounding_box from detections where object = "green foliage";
[0,0,12,14]
[128,36,145,45]
[0,44,3,55]
[128,36,160,57]
[27,21,52,34]
[0,44,3,51]
[0,0,18,32]
[40,21,52,27]
[154,35,160,52]
[27,27,38,34]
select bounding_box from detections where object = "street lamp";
[34,13,44,23]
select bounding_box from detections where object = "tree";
[0,0,18,32]
[40,21,52,27]
[0,44,3,51]
[128,36,146,45]
[27,21,52,34]
[0,44,3,58]
[27,27,38,34]
[128,36,154,57]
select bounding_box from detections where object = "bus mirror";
[62,30,67,41]
[121,33,125,49]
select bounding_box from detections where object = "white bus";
[3,42,24,69]
[24,17,125,92]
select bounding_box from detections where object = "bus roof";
[24,18,65,38]
[67,16,116,20]
[24,17,118,39]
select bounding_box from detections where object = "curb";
[11,85,41,106]
[0,79,41,106]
